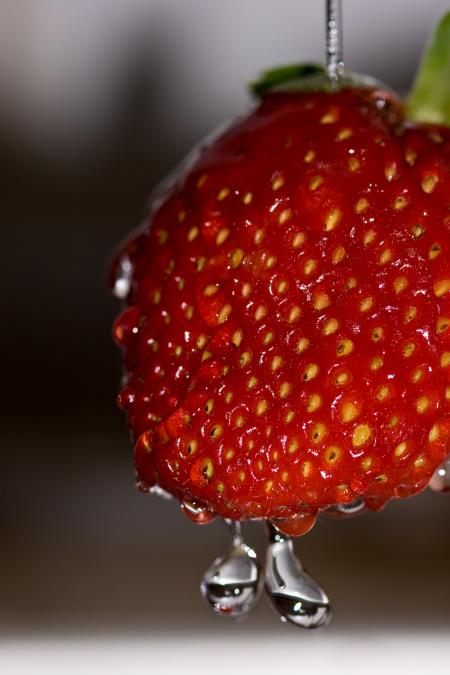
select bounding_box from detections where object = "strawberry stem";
[406,12,450,127]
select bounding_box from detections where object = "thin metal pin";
[325,0,344,87]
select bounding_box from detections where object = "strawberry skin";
[113,87,450,528]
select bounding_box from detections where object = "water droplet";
[265,524,331,628]
[200,520,262,618]
[324,498,366,518]
[429,458,450,494]
[149,485,173,500]
[181,500,216,525]
[112,254,133,299]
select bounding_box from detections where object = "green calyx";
[251,12,450,129]
[407,11,450,126]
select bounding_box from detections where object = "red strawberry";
[112,10,450,543]
[112,82,450,536]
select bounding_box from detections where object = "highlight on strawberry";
[111,2,450,627]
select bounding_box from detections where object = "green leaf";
[250,63,326,96]
[407,12,450,126]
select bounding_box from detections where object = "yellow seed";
[271,355,283,371]
[421,174,438,194]
[288,305,302,323]
[416,396,430,414]
[279,209,292,225]
[384,163,398,181]
[281,471,289,483]
[405,149,417,165]
[434,279,450,297]
[247,376,258,390]
[394,276,408,294]
[225,448,235,461]
[304,259,317,275]
[346,276,358,290]
[256,400,268,416]
[404,307,417,323]
[324,208,342,232]
[196,257,206,271]
[352,424,372,447]
[204,284,218,297]
[239,351,251,367]
[285,411,295,423]
[376,386,389,401]
[196,334,208,349]
[332,246,346,264]
[370,356,383,371]
[187,226,199,242]
[363,229,376,246]
[446,386,450,400]
[272,176,284,191]
[218,304,232,324]
[311,423,327,443]
[321,110,338,124]
[265,480,273,493]
[279,382,292,398]
[393,195,408,210]
[335,371,349,386]
[389,415,399,427]
[242,192,253,205]
[296,337,310,354]
[197,174,207,188]
[429,424,440,442]
[360,297,374,313]
[411,368,423,383]
[303,363,319,381]
[309,175,324,191]
[174,345,183,357]
[379,249,392,265]
[277,280,288,294]
[205,399,214,413]
[217,187,230,201]
[441,352,450,368]
[323,318,339,336]
[306,394,322,412]
[288,439,299,454]
[341,401,359,422]
[336,339,354,356]
[241,282,252,298]
[292,232,306,248]
[411,224,425,239]
[325,445,341,464]
[394,442,407,457]
[231,329,243,347]
[429,243,442,260]
[361,457,373,471]
[216,482,225,494]
[372,327,384,342]
[210,425,223,439]
[304,150,316,163]
[266,255,277,268]
[238,471,246,482]
[177,278,185,291]
[414,456,426,469]
[254,305,267,321]
[437,317,450,334]
[402,342,415,358]
[201,350,212,361]
[301,460,312,477]
[177,211,186,223]
[313,293,330,311]
[230,248,244,267]
[348,157,360,172]
[216,228,230,245]
[152,289,161,305]
[263,331,274,345]
[187,440,198,456]
[375,474,388,484]
[337,127,353,140]
[254,228,265,245]
[355,198,369,213]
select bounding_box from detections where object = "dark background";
[1,0,449,651]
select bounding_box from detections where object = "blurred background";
[1,1,450,672]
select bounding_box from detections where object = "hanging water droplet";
[429,458,450,494]
[265,523,331,628]
[200,520,262,618]
[324,498,366,518]
[149,485,173,500]
[181,500,216,525]
[112,254,133,299]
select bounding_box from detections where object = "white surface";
[2,634,449,675]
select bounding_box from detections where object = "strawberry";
[112,13,450,539]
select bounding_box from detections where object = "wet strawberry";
[112,84,450,533]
